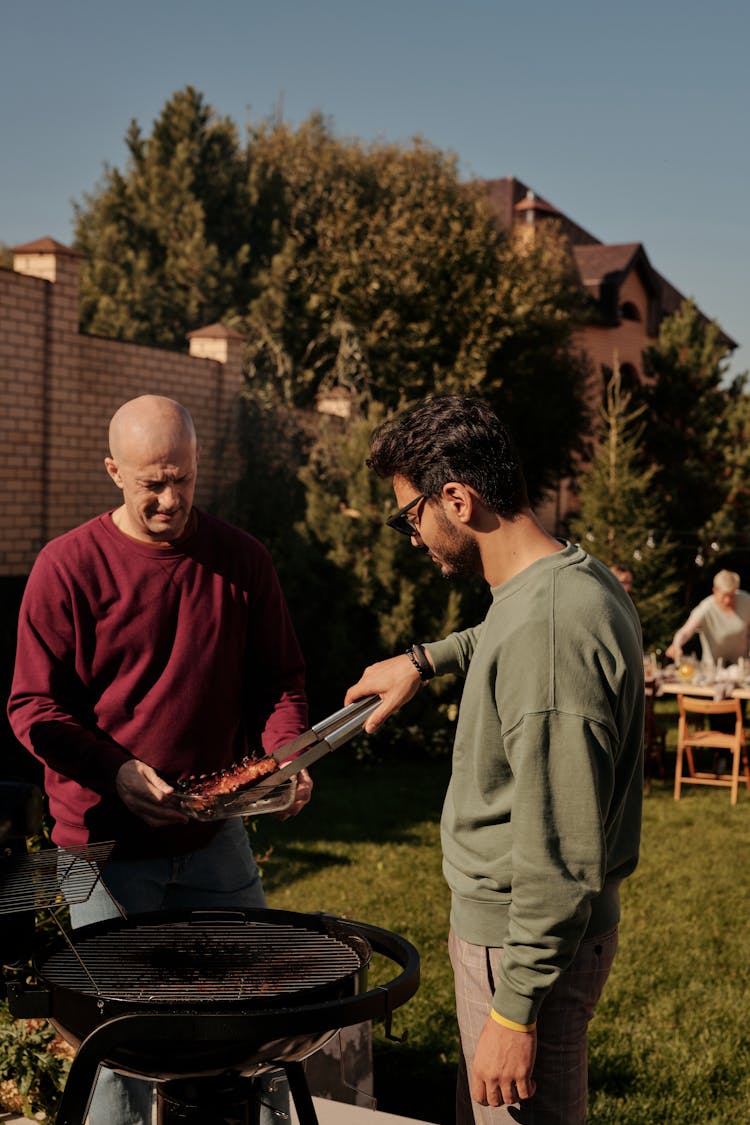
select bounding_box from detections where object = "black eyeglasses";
[386,493,427,537]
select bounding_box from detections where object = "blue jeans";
[66,819,285,1124]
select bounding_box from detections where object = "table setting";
[645,654,750,701]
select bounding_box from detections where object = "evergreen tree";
[292,397,471,742]
[570,363,680,648]
[480,224,592,502]
[74,87,251,346]
[697,389,750,576]
[638,299,744,599]
[227,385,491,743]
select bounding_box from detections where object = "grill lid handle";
[186,910,249,926]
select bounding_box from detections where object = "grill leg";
[54,1013,331,1125]
[53,1056,99,1125]
[284,1062,320,1125]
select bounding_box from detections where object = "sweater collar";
[489,540,583,604]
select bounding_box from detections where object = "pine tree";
[74,87,251,347]
[638,299,744,595]
[697,389,750,576]
[291,397,470,746]
[570,362,680,648]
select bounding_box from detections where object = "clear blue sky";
[3,0,748,375]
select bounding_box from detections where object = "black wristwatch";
[405,643,434,682]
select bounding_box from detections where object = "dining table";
[650,669,750,702]
[643,662,750,785]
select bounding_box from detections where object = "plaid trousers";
[449,925,618,1125]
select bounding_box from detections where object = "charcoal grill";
[22,908,418,1124]
[32,907,374,1074]
[0,787,420,1125]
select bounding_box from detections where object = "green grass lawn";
[257,715,750,1124]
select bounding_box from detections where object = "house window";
[619,301,640,322]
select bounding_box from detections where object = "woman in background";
[666,569,750,671]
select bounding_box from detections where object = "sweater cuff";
[81,742,134,794]
[492,980,540,1028]
[423,638,463,677]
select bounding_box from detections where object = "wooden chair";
[674,695,750,805]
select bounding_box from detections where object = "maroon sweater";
[8,510,308,855]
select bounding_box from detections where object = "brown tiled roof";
[572,242,641,283]
[11,237,82,256]
[571,242,657,301]
[573,242,736,348]
[573,242,664,333]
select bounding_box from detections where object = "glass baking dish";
[175,777,297,821]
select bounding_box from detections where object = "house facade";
[482,177,736,528]
[484,176,735,389]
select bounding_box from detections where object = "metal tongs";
[246,694,381,800]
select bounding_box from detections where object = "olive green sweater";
[426,542,644,1026]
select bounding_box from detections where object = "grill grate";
[0,843,115,915]
[38,918,365,1002]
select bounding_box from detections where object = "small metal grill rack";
[0,841,115,915]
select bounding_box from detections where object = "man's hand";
[470,1017,537,1109]
[275,768,313,821]
[115,759,189,826]
[344,654,424,733]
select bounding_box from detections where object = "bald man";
[8,395,310,1124]
[106,394,198,546]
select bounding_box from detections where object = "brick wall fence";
[1,238,246,578]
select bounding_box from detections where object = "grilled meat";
[179,757,280,799]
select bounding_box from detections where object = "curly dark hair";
[367,395,529,517]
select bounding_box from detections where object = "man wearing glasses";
[346,395,643,1125]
